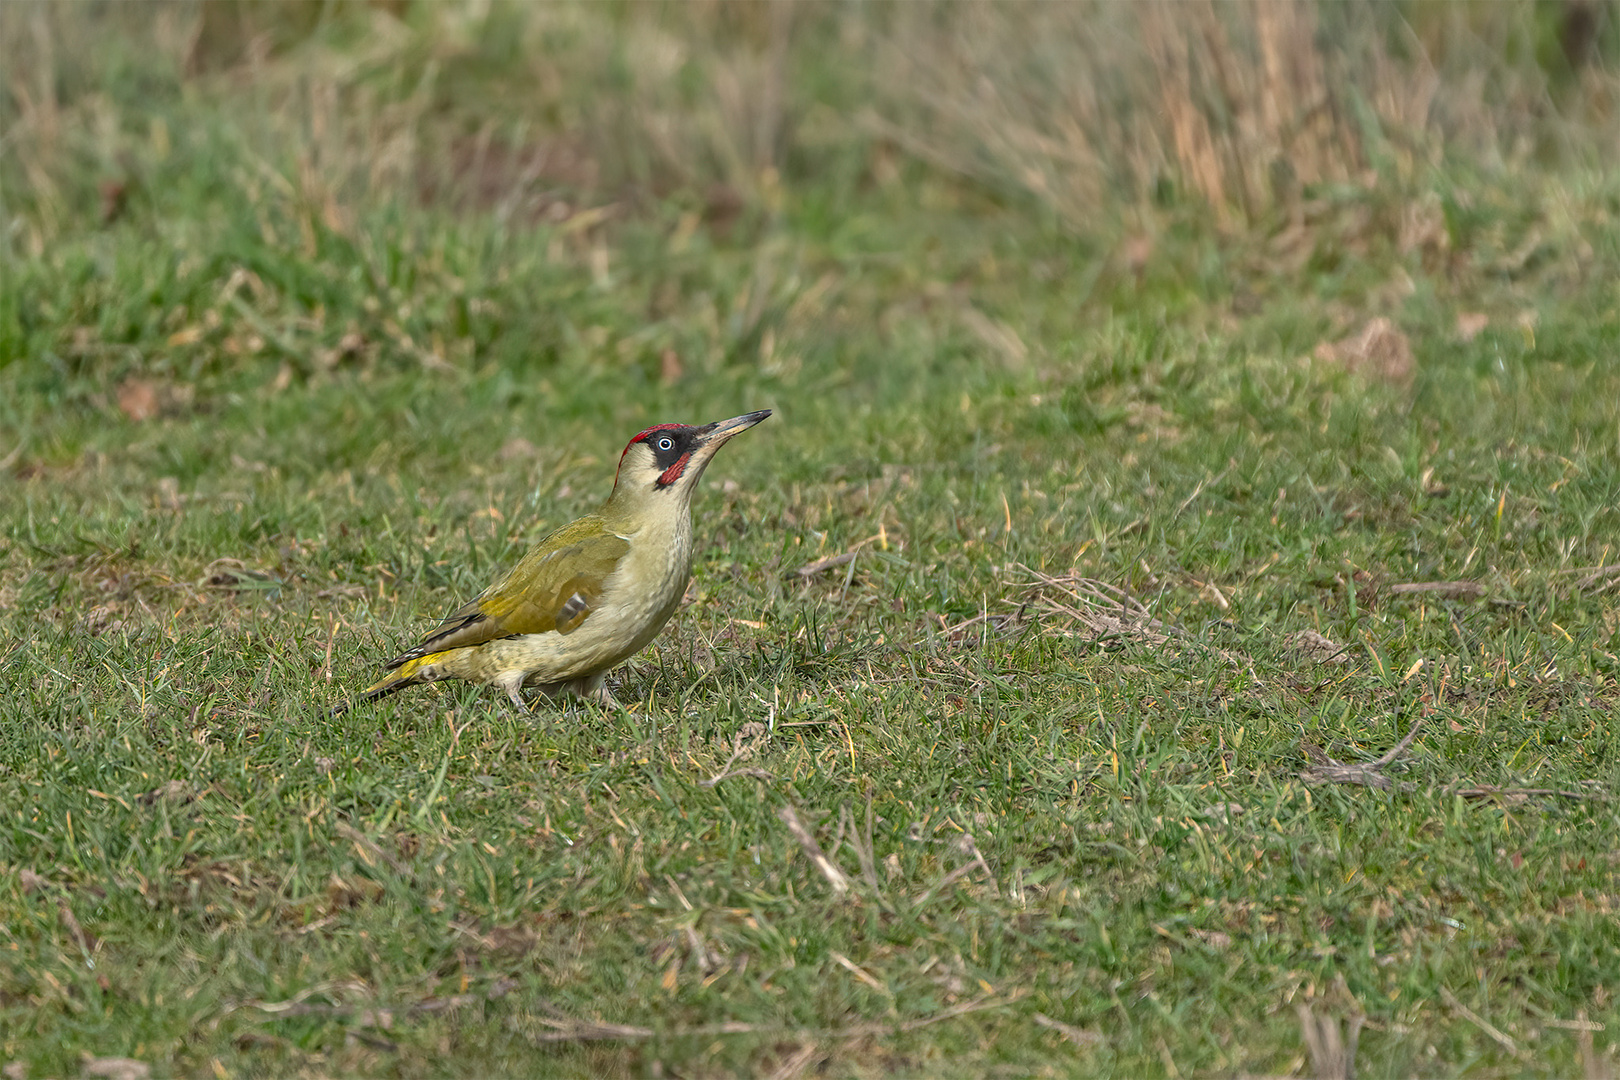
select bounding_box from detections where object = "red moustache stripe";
[657,452,692,488]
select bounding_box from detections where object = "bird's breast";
[466,506,696,685]
[562,509,693,666]
[608,513,693,625]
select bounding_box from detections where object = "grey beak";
[699,410,772,444]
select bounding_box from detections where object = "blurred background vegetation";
[7,0,1620,227]
[4,0,1618,395]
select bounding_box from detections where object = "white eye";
[657,437,675,452]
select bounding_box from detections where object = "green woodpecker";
[339,410,770,713]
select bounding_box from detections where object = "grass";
[6,2,1620,1076]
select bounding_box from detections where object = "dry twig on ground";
[1300,718,1424,791]
[1297,1002,1363,1080]
[1567,563,1620,593]
[1440,986,1520,1058]
[1387,581,1486,599]
[1448,783,1606,803]
[238,978,518,1027]
[509,991,1023,1044]
[914,832,999,908]
[701,721,773,787]
[1033,1011,1105,1048]
[1011,567,1177,646]
[793,551,857,579]
[778,804,851,896]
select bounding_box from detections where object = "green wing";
[387,517,631,667]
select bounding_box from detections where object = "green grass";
[7,3,1620,1077]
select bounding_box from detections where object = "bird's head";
[607,410,771,511]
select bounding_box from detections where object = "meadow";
[5,2,1620,1075]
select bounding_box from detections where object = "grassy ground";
[6,3,1620,1077]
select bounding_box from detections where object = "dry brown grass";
[870,0,1619,230]
[0,0,804,250]
[6,1,1616,251]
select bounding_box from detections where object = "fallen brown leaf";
[1456,312,1489,342]
[137,780,191,805]
[116,378,160,422]
[1288,630,1348,664]
[1314,317,1414,383]
[498,437,539,462]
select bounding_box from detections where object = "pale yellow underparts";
[396,507,691,707]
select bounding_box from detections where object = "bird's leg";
[497,671,532,713]
[581,672,621,711]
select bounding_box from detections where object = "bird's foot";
[500,677,534,714]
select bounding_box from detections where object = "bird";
[337,410,771,714]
